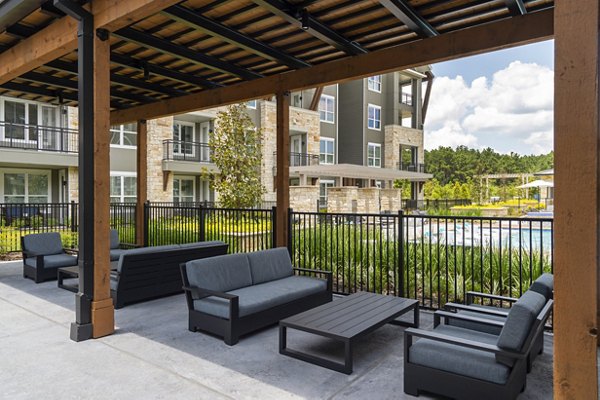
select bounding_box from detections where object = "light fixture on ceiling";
[301,9,310,31]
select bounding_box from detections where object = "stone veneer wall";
[384,125,424,169]
[68,166,79,202]
[380,188,402,212]
[147,117,174,202]
[357,188,380,214]
[260,102,320,202]
[327,187,403,214]
[289,186,320,212]
[327,187,358,213]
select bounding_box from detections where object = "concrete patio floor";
[0,260,553,399]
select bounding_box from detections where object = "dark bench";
[181,247,332,345]
[110,241,228,309]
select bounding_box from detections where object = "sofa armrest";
[404,328,525,360]
[444,302,510,317]
[434,310,506,328]
[182,285,239,320]
[21,248,36,258]
[293,267,333,292]
[466,291,518,305]
[36,254,45,268]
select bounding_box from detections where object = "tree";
[209,104,265,208]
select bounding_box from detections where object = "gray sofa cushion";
[448,308,506,335]
[409,325,510,384]
[247,247,293,285]
[186,253,252,292]
[530,273,553,300]
[25,254,78,269]
[496,290,546,366]
[110,248,129,262]
[23,232,64,256]
[110,229,120,249]
[193,275,327,318]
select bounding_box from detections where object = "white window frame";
[368,76,382,93]
[368,104,381,131]
[0,97,60,143]
[110,172,137,203]
[319,179,335,204]
[0,168,52,203]
[110,123,137,148]
[367,143,382,168]
[173,121,196,156]
[247,100,257,109]
[319,94,335,124]
[319,138,335,165]
[173,176,196,204]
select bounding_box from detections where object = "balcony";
[0,122,78,153]
[163,139,212,163]
[273,151,320,167]
[398,162,426,173]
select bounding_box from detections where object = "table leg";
[344,340,353,374]
[279,325,287,353]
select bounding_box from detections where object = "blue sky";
[424,40,554,155]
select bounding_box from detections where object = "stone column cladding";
[357,188,380,214]
[380,188,402,212]
[326,187,403,213]
[147,117,174,202]
[68,166,79,202]
[327,187,359,213]
[289,186,320,212]
[261,102,321,202]
[384,124,424,169]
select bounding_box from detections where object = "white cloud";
[424,61,554,154]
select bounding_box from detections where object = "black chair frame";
[21,236,78,283]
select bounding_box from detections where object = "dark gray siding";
[338,79,364,165]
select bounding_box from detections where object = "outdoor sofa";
[21,232,78,283]
[181,247,332,345]
[404,289,553,400]
[110,240,228,309]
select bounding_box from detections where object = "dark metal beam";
[378,0,438,38]
[504,0,527,16]
[163,5,310,70]
[0,0,46,34]
[5,23,38,39]
[251,0,366,55]
[113,27,263,80]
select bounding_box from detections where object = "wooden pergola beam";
[111,8,553,124]
[0,0,182,85]
[275,92,290,248]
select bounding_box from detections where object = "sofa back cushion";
[23,232,64,256]
[530,273,553,299]
[496,290,546,365]
[247,247,293,285]
[110,229,120,249]
[186,253,252,292]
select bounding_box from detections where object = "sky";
[425,40,554,155]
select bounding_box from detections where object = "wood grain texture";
[275,92,290,248]
[136,120,148,246]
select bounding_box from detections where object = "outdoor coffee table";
[279,291,419,374]
[57,266,79,293]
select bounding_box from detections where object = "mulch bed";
[0,252,22,261]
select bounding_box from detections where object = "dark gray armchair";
[404,290,553,400]
[21,232,78,283]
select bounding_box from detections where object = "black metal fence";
[401,198,472,210]
[163,140,211,163]
[289,210,553,311]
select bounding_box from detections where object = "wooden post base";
[91,298,115,338]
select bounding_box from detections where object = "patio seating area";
[0,259,553,399]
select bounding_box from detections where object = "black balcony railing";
[163,140,211,163]
[400,92,413,106]
[0,122,78,153]
[398,162,426,173]
[273,151,320,167]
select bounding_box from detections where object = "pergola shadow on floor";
[0,261,554,399]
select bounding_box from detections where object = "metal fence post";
[143,201,149,247]
[398,209,405,298]
[271,206,277,249]
[287,207,293,254]
[199,204,206,242]
[70,201,77,233]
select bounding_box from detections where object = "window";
[368,104,381,130]
[173,177,195,204]
[110,123,137,147]
[368,143,381,167]
[319,95,335,123]
[173,122,195,156]
[319,138,335,164]
[368,75,382,92]
[110,174,136,203]
[2,171,50,203]
[247,100,257,109]
[319,180,335,205]
[2,99,59,143]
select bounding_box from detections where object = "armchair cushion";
[186,253,252,293]
[23,232,64,256]
[247,247,293,284]
[409,325,510,384]
[110,229,120,249]
[193,275,328,319]
[25,254,78,269]
[530,273,553,300]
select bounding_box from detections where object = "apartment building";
[0,68,431,210]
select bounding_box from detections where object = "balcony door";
[40,106,59,150]
[290,134,305,166]
[199,122,210,162]
[173,122,195,158]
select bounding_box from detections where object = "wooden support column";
[275,92,290,248]
[90,28,114,339]
[554,0,599,398]
[136,120,148,246]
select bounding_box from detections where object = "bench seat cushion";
[25,254,78,269]
[409,325,510,384]
[247,247,293,284]
[193,275,328,319]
